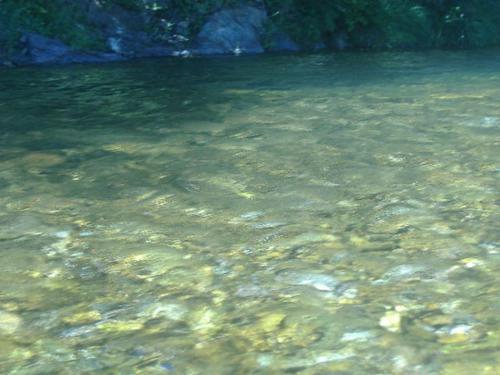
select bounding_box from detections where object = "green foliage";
[265,0,337,47]
[461,0,500,47]
[265,0,423,49]
[101,0,142,11]
[375,2,434,49]
[155,0,240,37]
[264,0,500,49]
[0,0,103,52]
[1,0,500,58]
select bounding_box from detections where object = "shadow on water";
[2,49,500,134]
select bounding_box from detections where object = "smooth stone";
[139,303,187,321]
[439,334,470,344]
[63,311,102,326]
[375,264,427,284]
[379,311,402,333]
[421,314,453,327]
[279,349,355,370]
[240,211,264,220]
[341,330,377,342]
[287,232,338,247]
[55,230,71,239]
[443,362,498,375]
[22,152,65,167]
[61,324,97,338]
[449,325,474,335]
[97,320,144,332]
[276,271,340,292]
[253,222,288,229]
[0,310,22,335]
[437,324,480,344]
[190,307,217,334]
[258,313,286,333]
[236,285,269,298]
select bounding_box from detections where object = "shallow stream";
[0,51,499,374]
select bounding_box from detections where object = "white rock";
[379,310,402,333]
[0,310,22,335]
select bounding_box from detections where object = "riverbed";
[0,51,499,374]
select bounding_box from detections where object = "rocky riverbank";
[2,0,500,67]
[0,2,299,67]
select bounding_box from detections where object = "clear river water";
[0,50,499,374]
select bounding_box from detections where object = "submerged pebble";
[379,310,403,333]
[253,222,288,229]
[63,311,102,326]
[139,302,187,321]
[341,330,377,342]
[240,211,264,220]
[264,349,355,370]
[258,313,286,333]
[276,270,340,292]
[55,230,71,239]
[0,310,22,335]
[97,320,144,332]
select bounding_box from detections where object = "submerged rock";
[259,349,355,370]
[253,221,287,229]
[436,324,483,344]
[139,302,187,322]
[190,307,219,335]
[240,211,265,221]
[236,284,270,298]
[258,313,286,333]
[97,320,144,332]
[276,270,340,292]
[0,310,22,335]
[22,152,65,167]
[341,330,377,342]
[14,33,124,66]
[379,310,403,333]
[285,232,338,248]
[374,264,428,284]
[63,311,102,326]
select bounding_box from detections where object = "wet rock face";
[3,0,176,66]
[12,33,124,65]
[267,31,301,52]
[195,6,267,55]
[83,1,162,56]
[21,33,72,64]
[0,2,302,66]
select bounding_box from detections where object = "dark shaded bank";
[1,0,500,67]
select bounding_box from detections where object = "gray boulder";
[78,0,175,57]
[14,33,124,65]
[195,6,267,55]
[268,31,300,52]
[22,33,72,64]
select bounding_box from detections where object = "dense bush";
[0,0,103,52]
[144,0,236,40]
[264,0,500,49]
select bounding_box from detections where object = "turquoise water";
[0,51,499,374]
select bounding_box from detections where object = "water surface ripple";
[0,51,499,374]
